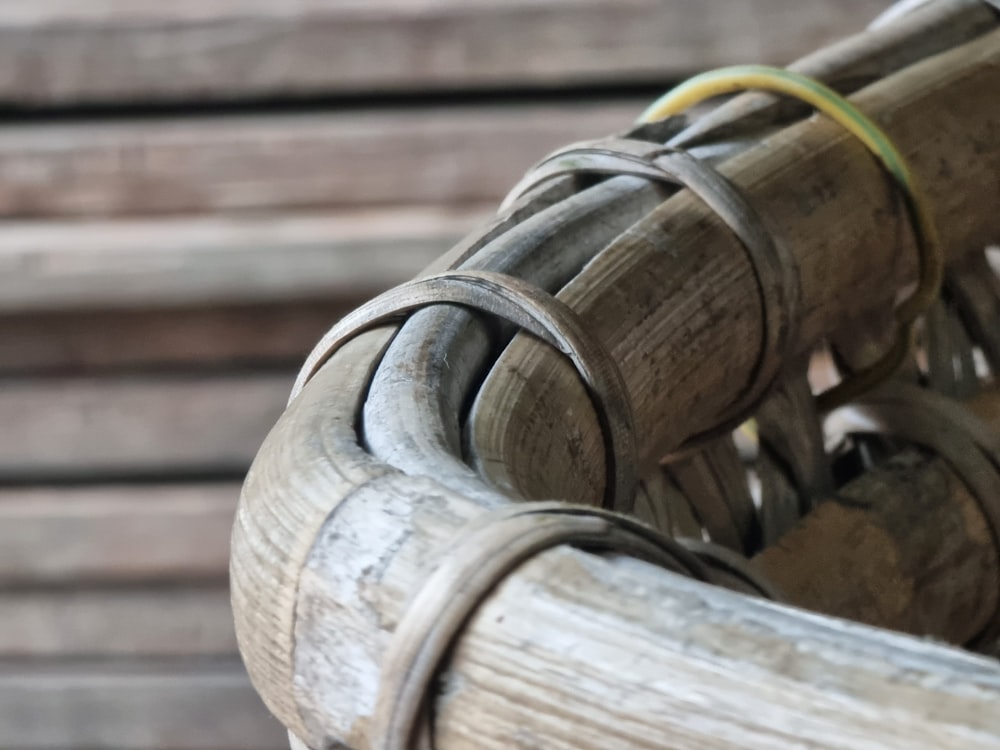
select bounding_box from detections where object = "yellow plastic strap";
[640,65,943,410]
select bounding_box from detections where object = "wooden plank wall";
[0,1,890,748]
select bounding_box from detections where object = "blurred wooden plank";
[0,301,348,375]
[0,0,888,105]
[0,660,286,750]
[0,588,236,656]
[0,483,238,584]
[0,373,291,479]
[0,207,484,311]
[0,102,636,218]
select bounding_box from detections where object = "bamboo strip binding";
[231,2,1000,748]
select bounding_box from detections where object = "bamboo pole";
[467,29,1000,505]
[279,371,1000,750]
[751,444,999,645]
[231,10,1000,750]
[364,0,1000,509]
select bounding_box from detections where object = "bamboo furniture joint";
[232,2,1000,748]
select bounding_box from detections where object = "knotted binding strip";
[291,270,637,512]
[501,136,800,444]
[827,382,1000,646]
[371,501,780,750]
[641,65,944,412]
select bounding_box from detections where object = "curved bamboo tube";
[232,7,1000,749]
[468,30,1000,504]
[366,0,1000,509]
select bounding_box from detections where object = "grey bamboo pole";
[232,9,1000,750]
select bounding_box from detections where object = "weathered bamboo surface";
[0,0,889,105]
[4,2,881,747]
[231,6,1000,749]
[752,446,999,645]
[0,2,897,748]
[364,0,1000,512]
[466,31,1000,505]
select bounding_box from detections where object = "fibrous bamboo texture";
[232,3,1000,749]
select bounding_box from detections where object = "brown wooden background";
[0,2,891,748]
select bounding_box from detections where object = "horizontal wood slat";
[0,588,237,656]
[0,373,292,479]
[0,302,349,375]
[0,484,238,584]
[0,0,888,105]
[0,103,636,218]
[0,660,287,750]
[0,207,484,311]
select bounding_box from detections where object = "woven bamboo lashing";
[231,2,1000,748]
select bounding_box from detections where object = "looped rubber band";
[371,500,779,750]
[291,270,637,512]
[640,65,944,411]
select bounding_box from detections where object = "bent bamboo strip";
[470,28,1000,504]
[363,0,1000,520]
[232,14,1000,750]
[283,385,1000,750]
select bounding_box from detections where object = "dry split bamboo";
[232,5,1000,749]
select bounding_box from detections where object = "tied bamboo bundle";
[232,2,1000,748]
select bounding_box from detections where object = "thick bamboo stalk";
[752,450,999,645]
[231,12,1000,750]
[364,0,1000,513]
[280,370,1000,750]
[469,27,1000,504]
